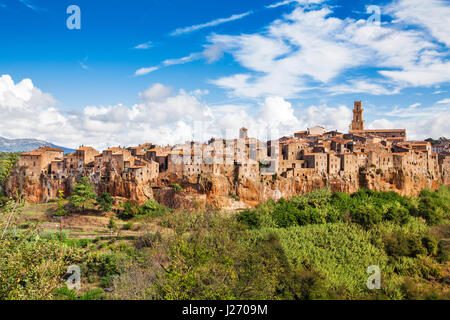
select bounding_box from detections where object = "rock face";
[5,165,448,210]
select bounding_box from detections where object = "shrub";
[436,240,450,263]
[139,200,168,218]
[96,192,114,213]
[122,222,134,230]
[330,192,352,215]
[0,233,83,300]
[79,288,105,300]
[350,203,383,228]
[255,223,389,298]
[107,217,117,232]
[382,230,427,259]
[421,235,438,256]
[134,231,162,249]
[237,209,261,229]
[296,207,326,226]
[271,199,301,228]
[120,201,140,219]
[170,183,184,193]
[0,195,9,208]
[82,252,120,281]
[417,196,444,225]
[384,202,410,225]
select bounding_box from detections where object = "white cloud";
[379,61,450,87]
[79,62,88,70]
[327,80,402,96]
[1,75,448,151]
[408,103,421,109]
[134,41,153,50]
[386,0,450,47]
[170,11,253,36]
[18,0,39,11]
[266,0,327,9]
[368,113,450,140]
[162,53,202,66]
[207,4,449,98]
[135,66,159,76]
[300,104,352,133]
[437,98,450,104]
[368,98,450,139]
[138,83,172,102]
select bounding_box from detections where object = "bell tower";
[350,101,365,132]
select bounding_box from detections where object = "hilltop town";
[6,102,450,209]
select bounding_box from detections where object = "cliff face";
[5,166,447,210]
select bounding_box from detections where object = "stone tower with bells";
[350,101,365,132]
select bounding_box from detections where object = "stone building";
[350,101,365,132]
[18,147,64,180]
[303,153,328,173]
[349,101,406,142]
[339,153,358,173]
[327,153,341,175]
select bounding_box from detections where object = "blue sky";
[0,0,449,149]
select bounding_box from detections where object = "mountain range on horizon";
[0,136,75,154]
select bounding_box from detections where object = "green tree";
[120,201,140,219]
[0,152,20,197]
[108,217,117,233]
[53,190,67,217]
[96,192,114,213]
[68,177,96,213]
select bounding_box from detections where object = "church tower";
[350,101,365,132]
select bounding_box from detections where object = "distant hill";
[0,137,75,154]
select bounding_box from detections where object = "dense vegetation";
[0,154,449,300]
[0,152,20,204]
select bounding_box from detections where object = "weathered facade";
[7,103,450,208]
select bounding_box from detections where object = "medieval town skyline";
[0,0,449,150]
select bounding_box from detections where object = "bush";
[421,235,438,256]
[382,230,427,259]
[122,222,134,230]
[350,203,383,228]
[120,201,140,219]
[271,199,301,228]
[255,223,389,298]
[384,203,410,225]
[96,192,114,213]
[170,183,184,193]
[82,252,120,281]
[237,209,261,229]
[108,217,117,231]
[134,231,162,249]
[0,195,10,208]
[417,196,444,225]
[139,200,168,218]
[0,233,83,300]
